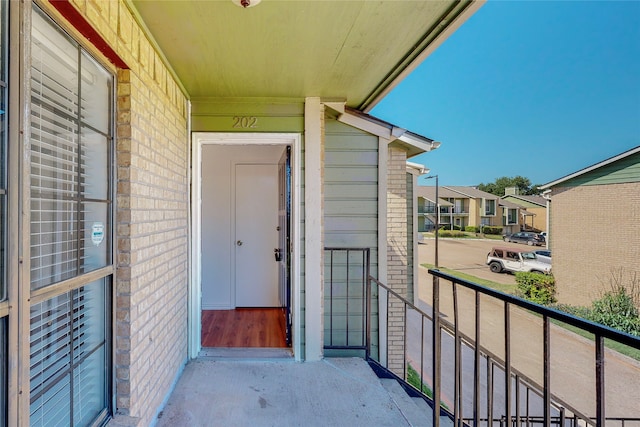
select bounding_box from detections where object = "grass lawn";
[421,263,640,361]
[421,231,504,240]
[549,320,640,361]
[421,263,517,295]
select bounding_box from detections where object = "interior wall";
[201,144,286,309]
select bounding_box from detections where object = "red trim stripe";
[49,0,129,69]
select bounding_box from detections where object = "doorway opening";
[191,133,300,358]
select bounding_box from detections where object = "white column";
[304,97,324,361]
[377,137,389,367]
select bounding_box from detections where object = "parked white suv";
[486,247,552,275]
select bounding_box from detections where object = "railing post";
[595,334,605,427]
[420,314,425,395]
[505,302,512,427]
[403,302,408,381]
[365,272,371,360]
[329,249,334,347]
[453,282,461,426]
[515,375,521,427]
[364,249,370,359]
[544,315,551,427]
[487,359,494,427]
[474,290,481,427]
[432,274,441,427]
[346,249,350,347]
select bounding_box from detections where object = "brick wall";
[387,146,408,372]
[48,2,190,425]
[551,182,640,307]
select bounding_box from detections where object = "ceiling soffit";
[129,0,481,109]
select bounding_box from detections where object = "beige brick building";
[501,189,548,233]
[541,147,640,307]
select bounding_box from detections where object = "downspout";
[542,189,552,249]
[406,163,428,304]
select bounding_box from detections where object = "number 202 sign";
[232,116,258,128]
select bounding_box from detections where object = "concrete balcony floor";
[156,351,418,427]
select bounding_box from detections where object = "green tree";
[477,176,541,196]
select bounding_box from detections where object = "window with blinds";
[29,6,113,426]
[29,280,108,426]
[30,7,111,291]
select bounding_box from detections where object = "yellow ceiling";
[129,0,482,110]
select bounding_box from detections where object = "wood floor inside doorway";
[201,308,288,348]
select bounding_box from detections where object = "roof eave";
[360,0,486,112]
[540,145,640,189]
[406,161,429,176]
[336,106,441,157]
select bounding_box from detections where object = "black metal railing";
[323,248,370,353]
[367,269,640,427]
[323,248,640,427]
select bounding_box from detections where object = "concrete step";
[381,378,432,426]
[411,398,455,427]
[411,396,431,414]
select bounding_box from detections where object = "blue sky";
[371,0,640,188]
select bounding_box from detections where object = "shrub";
[589,287,640,336]
[515,272,556,305]
[465,226,480,233]
[553,268,640,336]
[552,303,593,320]
[482,226,503,235]
[437,230,466,238]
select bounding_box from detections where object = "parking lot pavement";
[418,237,526,285]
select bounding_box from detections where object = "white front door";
[235,164,279,307]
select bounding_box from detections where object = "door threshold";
[199,347,294,360]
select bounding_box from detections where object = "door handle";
[274,248,282,262]
[237,240,243,246]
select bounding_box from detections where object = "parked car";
[533,249,551,264]
[503,231,545,246]
[486,247,552,275]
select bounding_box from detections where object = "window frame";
[0,0,7,306]
[0,0,10,424]
[11,4,117,425]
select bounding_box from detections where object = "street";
[418,237,522,285]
